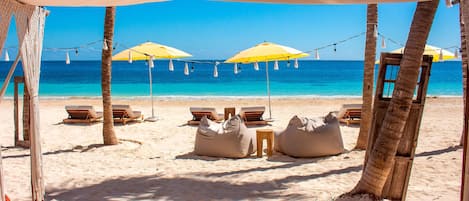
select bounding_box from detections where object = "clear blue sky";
[2,0,461,60]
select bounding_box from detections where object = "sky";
[1,0,462,60]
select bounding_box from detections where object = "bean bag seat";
[194,115,256,158]
[275,113,345,158]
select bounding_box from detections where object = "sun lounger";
[63,105,102,124]
[337,104,362,126]
[239,106,267,126]
[112,105,143,125]
[188,107,224,125]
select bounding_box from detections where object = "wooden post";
[0,148,4,201]
[14,77,19,146]
[22,83,30,141]
[365,53,433,200]
[13,77,30,148]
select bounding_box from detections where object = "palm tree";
[101,7,118,145]
[460,0,469,200]
[460,2,468,146]
[355,4,377,150]
[348,0,439,197]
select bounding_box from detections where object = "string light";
[234,63,239,74]
[190,63,195,73]
[213,62,219,78]
[287,60,291,68]
[315,49,320,60]
[148,56,154,68]
[445,0,453,7]
[439,49,444,61]
[102,39,109,50]
[274,60,279,71]
[333,43,337,52]
[294,58,299,69]
[455,48,460,58]
[75,48,79,56]
[4,50,9,62]
[254,62,259,71]
[65,52,70,64]
[373,24,378,38]
[169,59,174,72]
[184,62,189,76]
[128,51,133,63]
[380,38,386,49]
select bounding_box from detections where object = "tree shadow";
[1,143,124,159]
[415,145,462,157]
[175,152,258,161]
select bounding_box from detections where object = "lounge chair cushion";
[65,105,102,119]
[194,115,256,158]
[239,106,265,121]
[112,104,141,118]
[189,107,223,121]
[275,113,344,158]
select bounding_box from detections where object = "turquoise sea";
[0,60,462,98]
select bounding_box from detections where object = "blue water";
[0,60,462,97]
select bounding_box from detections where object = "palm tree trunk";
[101,7,118,145]
[460,2,468,147]
[356,4,377,150]
[350,0,439,196]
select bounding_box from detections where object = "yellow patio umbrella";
[113,42,192,121]
[225,42,309,120]
[376,44,457,64]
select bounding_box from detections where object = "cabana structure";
[0,1,165,201]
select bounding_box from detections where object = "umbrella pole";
[266,61,272,120]
[146,64,158,122]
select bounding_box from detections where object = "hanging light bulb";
[381,37,387,49]
[149,56,154,68]
[128,51,133,63]
[455,48,460,58]
[4,50,10,62]
[169,59,174,72]
[184,62,189,76]
[439,49,444,61]
[333,44,337,52]
[445,0,453,7]
[274,60,279,71]
[315,49,320,60]
[103,39,109,50]
[213,62,219,78]
[374,24,378,38]
[234,63,239,74]
[65,52,70,65]
[287,60,291,68]
[191,63,195,73]
[254,62,259,71]
[294,58,299,69]
[75,48,79,56]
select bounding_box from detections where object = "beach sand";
[0,97,463,201]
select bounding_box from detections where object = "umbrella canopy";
[17,0,168,7]
[390,44,456,62]
[225,42,309,63]
[223,0,427,4]
[113,42,192,61]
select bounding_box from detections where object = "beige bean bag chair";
[194,115,256,158]
[275,113,344,158]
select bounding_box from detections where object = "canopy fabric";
[223,0,428,4]
[16,0,167,7]
[112,42,192,61]
[225,42,309,63]
[391,44,456,62]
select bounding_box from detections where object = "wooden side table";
[256,128,274,157]
[224,107,236,120]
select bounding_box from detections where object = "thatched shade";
[223,0,428,4]
[17,0,167,7]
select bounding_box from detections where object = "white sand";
[0,97,463,200]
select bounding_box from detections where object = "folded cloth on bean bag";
[275,112,344,158]
[194,115,256,158]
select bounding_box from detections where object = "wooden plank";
[14,78,19,146]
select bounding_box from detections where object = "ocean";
[0,60,463,98]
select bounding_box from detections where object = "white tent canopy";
[224,0,428,4]
[16,0,167,7]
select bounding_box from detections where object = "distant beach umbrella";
[315,49,320,60]
[381,37,386,49]
[184,62,189,75]
[4,50,9,62]
[224,41,308,120]
[169,59,174,71]
[65,52,70,64]
[274,60,279,70]
[112,42,192,121]
[128,51,133,63]
[254,62,259,71]
[213,62,219,78]
[294,58,299,69]
[234,63,239,74]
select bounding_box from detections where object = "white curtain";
[14,5,47,201]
